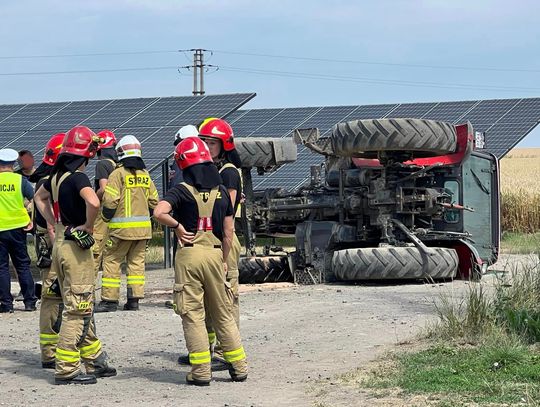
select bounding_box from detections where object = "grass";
[337,252,540,405]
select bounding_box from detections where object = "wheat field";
[500,148,540,232]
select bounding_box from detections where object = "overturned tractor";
[234,118,500,284]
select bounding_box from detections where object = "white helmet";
[116,135,142,160]
[174,125,198,146]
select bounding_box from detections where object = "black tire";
[238,256,292,284]
[235,138,297,168]
[332,246,459,280]
[331,118,457,158]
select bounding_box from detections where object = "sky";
[0,0,539,147]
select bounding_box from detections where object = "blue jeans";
[0,228,36,310]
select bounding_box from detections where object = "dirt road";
[0,255,529,407]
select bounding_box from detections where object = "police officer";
[34,126,116,385]
[154,137,248,386]
[29,133,65,367]
[92,130,118,274]
[95,135,159,312]
[0,148,37,313]
[198,118,243,362]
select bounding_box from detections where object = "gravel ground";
[0,254,533,407]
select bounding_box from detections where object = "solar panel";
[0,105,26,123]
[34,100,113,131]
[0,102,69,132]
[81,98,159,129]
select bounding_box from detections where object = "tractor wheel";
[238,256,292,284]
[235,138,297,168]
[331,118,457,158]
[332,246,459,280]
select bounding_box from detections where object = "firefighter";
[95,135,158,312]
[92,130,118,274]
[28,133,64,368]
[154,137,248,386]
[198,118,243,364]
[0,149,36,313]
[34,126,116,385]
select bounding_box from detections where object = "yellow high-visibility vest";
[0,172,30,232]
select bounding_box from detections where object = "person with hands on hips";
[154,136,247,386]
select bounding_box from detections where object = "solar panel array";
[227,97,540,190]
[0,93,256,192]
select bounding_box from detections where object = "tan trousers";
[92,215,108,274]
[173,244,247,381]
[101,237,146,302]
[205,232,241,349]
[52,227,103,379]
[38,232,63,363]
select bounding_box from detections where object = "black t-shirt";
[34,177,48,229]
[44,172,92,226]
[220,166,242,213]
[94,159,116,190]
[163,184,233,241]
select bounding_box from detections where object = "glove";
[36,235,52,269]
[64,227,95,250]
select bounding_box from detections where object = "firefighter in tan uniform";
[34,126,116,385]
[92,130,118,274]
[30,133,65,368]
[154,137,248,386]
[199,118,243,365]
[95,135,158,312]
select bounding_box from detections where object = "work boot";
[229,359,248,382]
[24,302,37,312]
[95,301,118,313]
[42,360,55,369]
[177,354,190,365]
[0,304,14,313]
[185,373,210,387]
[123,298,139,311]
[55,373,97,385]
[90,351,117,378]
[211,355,231,372]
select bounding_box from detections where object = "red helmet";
[198,118,235,152]
[43,133,65,166]
[97,129,116,149]
[60,126,100,158]
[174,137,212,170]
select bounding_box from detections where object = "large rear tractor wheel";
[238,256,292,284]
[331,118,457,158]
[332,246,459,280]
[235,138,297,169]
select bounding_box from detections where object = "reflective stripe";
[102,277,121,288]
[223,347,246,363]
[152,190,159,198]
[109,215,151,229]
[104,185,119,196]
[40,333,59,345]
[108,221,151,229]
[189,350,211,365]
[80,340,102,358]
[127,276,145,285]
[56,348,80,363]
[208,332,216,344]
[125,189,131,217]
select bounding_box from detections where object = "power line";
[0,63,537,93]
[0,66,179,76]
[213,49,540,74]
[0,50,179,60]
[218,65,540,92]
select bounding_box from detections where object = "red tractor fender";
[352,122,474,168]
[447,239,484,280]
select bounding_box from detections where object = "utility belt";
[183,243,221,249]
